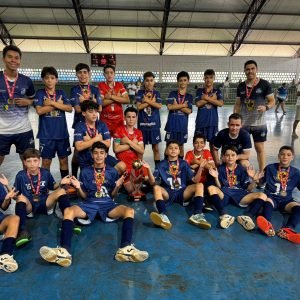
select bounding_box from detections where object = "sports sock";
[247,198,264,218]
[156,200,167,214]
[262,202,274,222]
[193,196,204,215]
[120,217,134,248]
[15,202,27,231]
[286,206,300,229]
[58,194,70,215]
[209,194,225,215]
[60,219,74,252]
[0,237,15,255]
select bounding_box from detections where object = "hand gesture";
[0,174,9,186]
[83,132,92,141]
[57,95,63,104]
[43,97,52,106]
[142,160,150,169]
[257,105,266,113]
[77,93,85,103]
[253,170,264,182]
[92,94,97,103]
[105,91,112,100]
[121,135,130,145]
[246,165,256,179]
[116,173,126,188]
[209,168,218,178]
[70,176,80,189]
[173,97,178,105]
[199,159,207,169]
[183,101,188,108]
[61,175,71,185]
[95,131,103,142]
[5,187,18,200]
[14,98,32,106]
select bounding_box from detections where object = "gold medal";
[8,98,15,105]
[50,111,58,117]
[95,191,102,198]
[33,195,40,202]
[173,179,180,189]
[280,190,287,197]
[3,104,8,111]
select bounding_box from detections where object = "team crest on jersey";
[244,99,255,112]
[256,88,262,94]
[21,88,26,95]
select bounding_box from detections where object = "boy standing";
[136,71,162,166]
[165,71,193,158]
[275,83,288,115]
[35,66,72,178]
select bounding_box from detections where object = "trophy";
[129,160,146,202]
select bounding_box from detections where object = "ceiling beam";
[0,18,14,45]
[229,0,267,56]
[159,0,171,55]
[71,0,90,53]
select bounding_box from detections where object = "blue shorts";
[243,125,267,143]
[194,127,218,143]
[266,194,295,211]
[28,195,50,216]
[165,187,186,206]
[39,138,71,159]
[105,154,119,167]
[165,132,188,145]
[78,200,117,222]
[221,187,249,207]
[142,129,161,145]
[0,130,35,156]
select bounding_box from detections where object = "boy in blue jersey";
[275,83,288,115]
[195,69,224,152]
[207,146,268,230]
[14,148,73,247]
[0,174,19,273]
[136,71,162,166]
[35,66,72,178]
[165,71,193,158]
[70,63,102,177]
[39,142,149,266]
[0,45,35,167]
[256,146,300,244]
[150,140,211,230]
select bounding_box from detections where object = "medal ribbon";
[226,164,237,187]
[27,169,41,196]
[177,91,186,104]
[278,166,290,192]
[45,90,56,102]
[245,78,258,100]
[94,165,106,193]
[4,71,18,101]
[86,123,96,138]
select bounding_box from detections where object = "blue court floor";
[0,106,299,300]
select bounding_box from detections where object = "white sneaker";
[115,244,149,262]
[40,246,72,267]
[189,213,211,229]
[150,212,172,230]
[237,215,255,231]
[220,214,235,229]
[0,254,18,273]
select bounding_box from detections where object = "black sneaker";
[16,230,32,248]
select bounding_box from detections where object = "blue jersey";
[35,89,71,139]
[14,168,56,202]
[195,87,223,129]
[70,84,102,128]
[74,120,111,168]
[165,91,193,134]
[0,71,35,134]
[217,164,250,190]
[0,183,7,220]
[213,128,252,154]
[136,89,162,131]
[263,163,300,202]
[79,165,118,202]
[154,159,194,191]
[277,86,288,100]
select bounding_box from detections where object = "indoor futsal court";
[1,0,300,299]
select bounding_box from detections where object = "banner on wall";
[91,54,116,67]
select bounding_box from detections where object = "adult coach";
[234,60,275,175]
[0,45,35,166]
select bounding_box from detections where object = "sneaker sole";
[115,251,149,263]
[257,216,275,237]
[189,219,211,230]
[277,229,300,244]
[150,212,172,230]
[0,261,18,273]
[237,216,255,231]
[40,247,72,267]
[220,216,235,229]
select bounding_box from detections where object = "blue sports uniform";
[154,159,194,205]
[74,120,111,169]
[213,128,252,155]
[35,89,72,159]
[195,87,223,142]
[165,91,193,144]
[70,84,102,128]
[136,89,162,145]
[263,163,300,210]
[277,86,288,102]
[0,183,8,223]
[0,71,35,155]
[78,165,119,222]
[14,168,56,214]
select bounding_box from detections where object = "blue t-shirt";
[195,87,223,129]
[164,91,193,134]
[74,120,111,168]
[217,164,250,190]
[14,168,56,202]
[35,89,71,139]
[0,183,7,219]
[277,86,288,100]
[263,163,300,203]
[0,71,35,134]
[79,165,118,202]
[70,84,102,128]
[154,159,194,191]
[213,128,252,155]
[136,89,162,131]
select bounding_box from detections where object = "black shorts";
[243,125,267,143]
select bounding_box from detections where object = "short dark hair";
[279,145,294,155]
[23,148,40,160]
[103,64,115,73]
[143,71,155,80]
[193,133,206,144]
[3,45,22,58]
[244,60,257,69]
[166,139,180,148]
[204,69,215,76]
[124,106,138,116]
[75,63,90,73]
[41,66,58,79]
[80,100,98,112]
[177,71,190,81]
[228,113,243,122]
[92,141,108,153]
[222,145,239,156]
